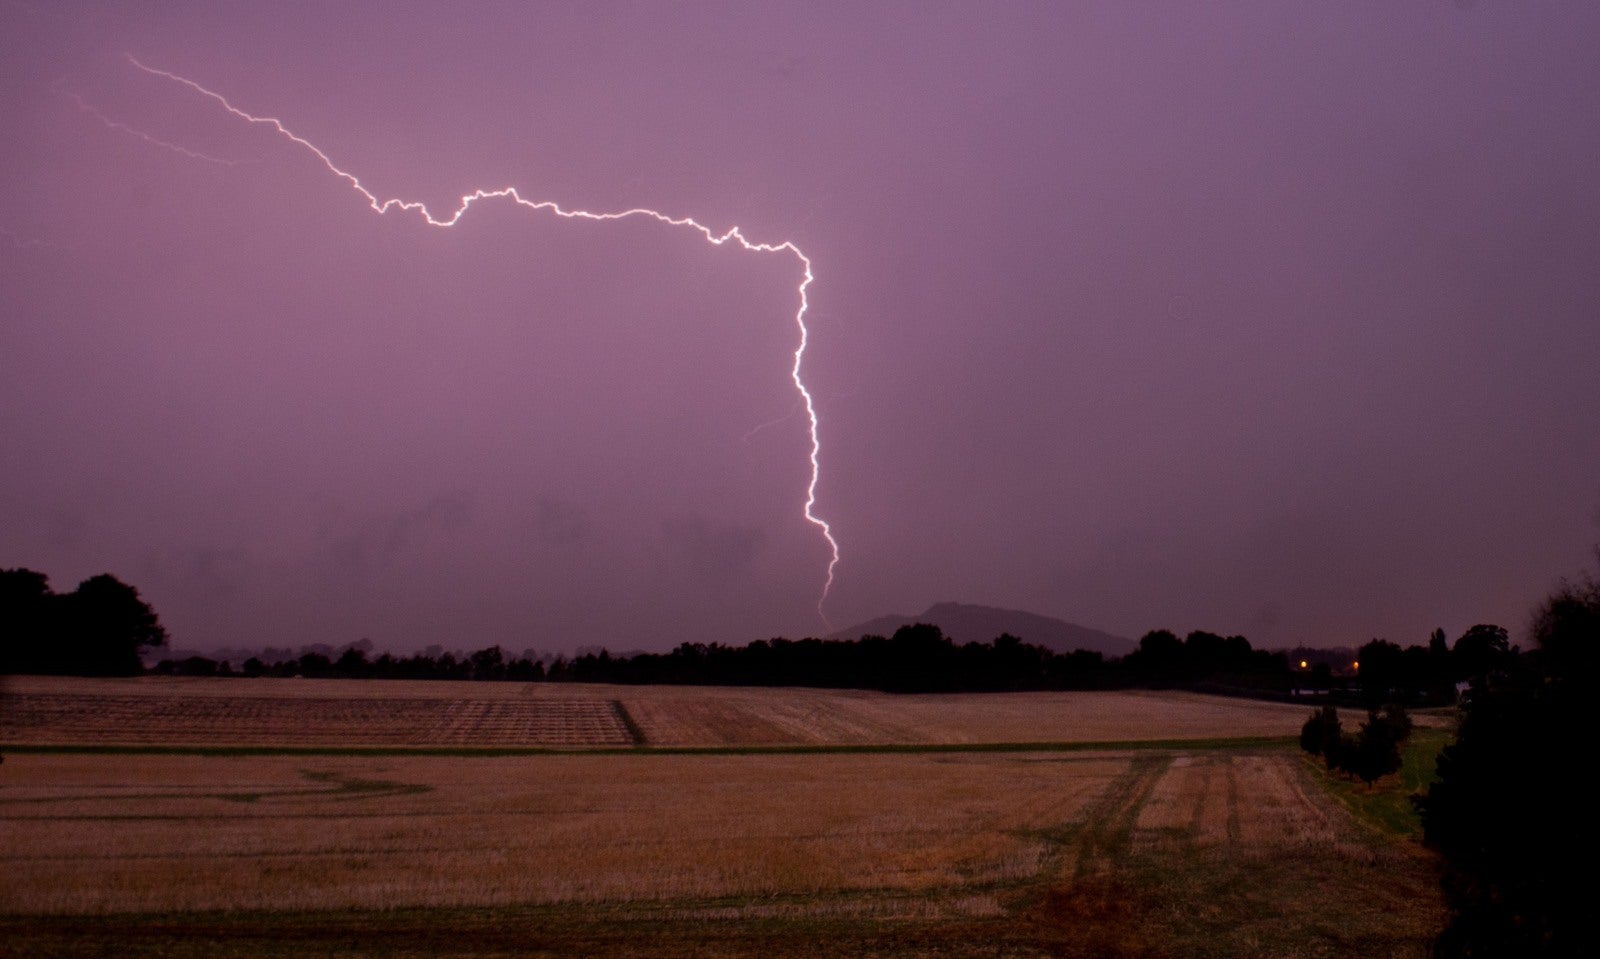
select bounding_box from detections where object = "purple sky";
[4,2,1598,655]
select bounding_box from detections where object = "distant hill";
[828,602,1136,658]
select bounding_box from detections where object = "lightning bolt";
[57,80,237,165]
[121,55,841,624]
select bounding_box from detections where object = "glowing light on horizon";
[115,55,841,624]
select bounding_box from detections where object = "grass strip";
[1302,725,1452,839]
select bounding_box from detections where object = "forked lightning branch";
[98,55,842,624]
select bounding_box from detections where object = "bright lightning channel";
[123,55,840,624]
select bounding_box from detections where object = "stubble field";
[0,677,1448,957]
[0,675,1350,748]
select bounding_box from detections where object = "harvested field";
[0,744,1446,957]
[0,749,1120,913]
[0,676,1357,749]
[0,678,1449,957]
[1132,753,1336,850]
[1,692,638,747]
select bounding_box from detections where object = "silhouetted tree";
[1299,705,1341,756]
[505,655,546,681]
[1422,628,1458,703]
[1343,710,1402,786]
[1355,638,1404,707]
[3,569,168,675]
[334,647,370,677]
[171,655,220,677]
[1452,623,1511,684]
[1379,702,1412,743]
[1126,629,1184,684]
[470,645,507,681]
[1306,661,1333,694]
[59,574,167,676]
[1418,563,1599,958]
[0,568,56,673]
[1428,627,1449,658]
[1322,729,1349,774]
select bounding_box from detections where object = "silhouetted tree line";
[214,644,552,682]
[1345,626,1505,707]
[146,625,1123,691]
[548,625,1133,692]
[172,624,1298,693]
[1120,628,1293,692]
[0,568,166,676]
[3,565,1506,699]
[1120,622,1512,706]
[0,566,1502,703]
